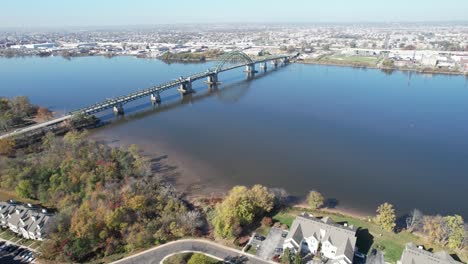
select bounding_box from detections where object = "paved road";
[112,239,274,264]
[0,115,72,139]
[256,228,285,260]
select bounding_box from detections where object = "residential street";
[112,239,275,264]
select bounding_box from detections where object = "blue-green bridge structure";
[0,51,297,139]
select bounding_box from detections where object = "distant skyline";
[1,0,467,28]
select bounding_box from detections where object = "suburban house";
[283,213,357,264]
[0,200,54,241]
[398,243,463,264]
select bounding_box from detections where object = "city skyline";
[1,0,468,28]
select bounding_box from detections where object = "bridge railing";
[70,54,293,115]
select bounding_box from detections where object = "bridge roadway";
[0,54,293,140]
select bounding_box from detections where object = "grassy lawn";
[0,229,17,240]
[163,252,221,264]
[0,189,38,204]
[254,225,271,237]
[246,244,258,255]
[272,207,467,264]
[318,55,381,67]
[272,212,295,228]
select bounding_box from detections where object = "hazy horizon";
[1,0,467,28]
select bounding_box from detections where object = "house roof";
[285,213,357,259]
[399,243,463,264]
[0,201,54,239]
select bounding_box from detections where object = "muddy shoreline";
[88,131,376,219]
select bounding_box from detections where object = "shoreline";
[298,59,468,76]
[87,131,375,220]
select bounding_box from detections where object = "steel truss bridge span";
[0,51,296,139]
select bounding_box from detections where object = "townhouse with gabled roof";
[0,200,54,241]
[283,213,357,264]
[398,243,463,264]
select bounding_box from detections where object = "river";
[1,56,467,218]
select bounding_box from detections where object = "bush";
[261,217,273,227]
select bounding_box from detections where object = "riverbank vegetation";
[0,96,52,132]
[159,49,224,62]
[0,131,204,262]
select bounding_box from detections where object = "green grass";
[0,229,17,240]
[163,252,221,264]
[272,212,295,227]
[255,225,271,237]
[271,207,467,264]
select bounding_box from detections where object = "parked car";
[281,232,288,238]
[275,247,283,253]
[254,235,265,241]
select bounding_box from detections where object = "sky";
[0,0,467,28]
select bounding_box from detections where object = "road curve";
[111,239,274,264]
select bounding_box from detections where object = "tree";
[282,248,292,264]
[406,209,424,232]
[307,191,324,209]
[294,252,302,264]
[187,253,217,264]
[37,107,53,120]
[0,138,15,156]
[249,184,275,214]
[261,217,273,227]
[423,215,450,244]
[382,59,394,68]
[212,185,275,238]
[444,215,465,250]
[375,203,396,232]
[15,180,33,199]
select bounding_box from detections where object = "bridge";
[0,51,297,140]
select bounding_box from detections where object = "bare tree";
[406,209,424,232]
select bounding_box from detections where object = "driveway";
[112,239,275,264]
[256,227,286,260]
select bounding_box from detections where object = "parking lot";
[254,227,287,260]
[0,240,37,264]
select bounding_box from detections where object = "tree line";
[0,131,203,262]
[0,96,52,132]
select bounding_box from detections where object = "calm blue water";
[1,56,467,217]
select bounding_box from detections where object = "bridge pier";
[260,62,267,71]
[206,73,219,85]
[177,79,193,95]
[244,63,256,74]
[271,60,279,68]
[151,92,161,104]
[113,103,124,115]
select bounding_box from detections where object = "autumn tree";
[444,215,465,250]
[212,185,275,238]
[36,107,53,120]
[307,190,325,209]
[375,203,396,232]
[423,215,450,244]
[0,138,15,156]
